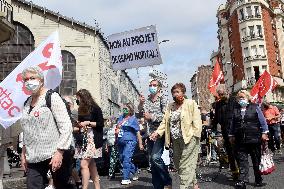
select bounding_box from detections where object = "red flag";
[208,58,224,96]
[250,70,278,103]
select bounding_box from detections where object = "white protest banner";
[0,31,62,128]
[108,25,163,70]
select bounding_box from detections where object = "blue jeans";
[148,136,172,189]
[118,139,137,180]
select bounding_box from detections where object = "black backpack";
[24,89,74,125]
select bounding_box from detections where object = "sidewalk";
[3,168,26,189]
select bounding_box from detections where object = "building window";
[254,6,260,17]
[244,47,249,58]
[239,8,245,20]
[259,45,266,57]
[256,25,263,37]
[248,26,255,38]
[273,33,277,41]
[246,6,253,18]
[254,66,260,81]
[0,22,34,81]
[241,28,247,37]
[60,50,77,95]
[251,45,257,57]
[246,67,252,77]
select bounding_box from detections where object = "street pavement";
[3,152,284,189]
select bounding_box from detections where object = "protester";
[262,102,281,154]
[20,66,73,189]
[75,89,104,189]
[212,84,239,180]
[117,103,144,185]
[151,83,202,189]
[280,108,284,146]
[106,117,120,179]
[63,95,82,189]
[138,79,172,189]
[228,90,269,188]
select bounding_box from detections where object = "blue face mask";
[149,86,158,94]
[239,99,248,107]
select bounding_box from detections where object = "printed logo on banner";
[108,25,163,70]
[0,31,62,128]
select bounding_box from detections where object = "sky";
[31,0,226,97]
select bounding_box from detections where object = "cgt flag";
[208,58,224,96]
[250,70,278,103]
[0,31,62,128]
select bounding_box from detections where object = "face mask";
[149,86,158,94]
[173,95,184,104]
[25,79,41,93]
[123,108,129,116]
[239,99,248,107]
[76,99,80,106]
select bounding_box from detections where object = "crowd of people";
[10,65,284,189]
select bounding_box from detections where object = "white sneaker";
[132,173,139,181]
[45,185,55,189]
[121,179,131,185]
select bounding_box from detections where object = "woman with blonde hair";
[151,83,202,189]
[75,89,104,189]
[20,66,73,189]
[228,90,269,188]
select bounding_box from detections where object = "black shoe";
[255,182,266,187]
[235,181,246,189]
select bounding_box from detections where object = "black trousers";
[268,124,281,152]
[27,150,74,189]
[222,128,238,173]
[235,143,262,183]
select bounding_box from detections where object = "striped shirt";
[20,91,73,163]
[142,95,167,135]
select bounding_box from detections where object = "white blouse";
[21,91,73,163]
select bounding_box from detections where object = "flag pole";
[136,68,143,94]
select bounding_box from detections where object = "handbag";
[259,142,275,175]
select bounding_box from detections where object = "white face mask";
[25,79,41,93]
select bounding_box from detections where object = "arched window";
[60,50,77,95]
[0,22,34,81]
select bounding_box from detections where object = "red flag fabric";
[250,70,278,103]
[208,58,224,96]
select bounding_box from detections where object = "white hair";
[22,66,44,81]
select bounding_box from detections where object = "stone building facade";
[99,39,140,118]
[0,0,14,43]
[0,0,139,120]
[215,0,284,101]
[0,0,15,186]
[190,65,213,111]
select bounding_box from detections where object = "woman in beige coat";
[151,83,202,189]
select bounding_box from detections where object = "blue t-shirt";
[117,115,140,141]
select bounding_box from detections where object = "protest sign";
[108,25,162,70]
[0,31,62,128]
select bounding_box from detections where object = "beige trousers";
[172,136,200,189]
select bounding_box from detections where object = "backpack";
[24,89,74,125]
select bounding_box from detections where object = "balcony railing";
[0,0,13,23]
